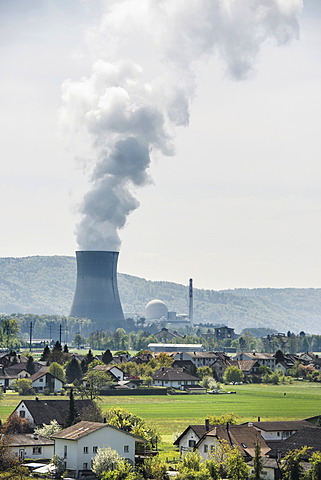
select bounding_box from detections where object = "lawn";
[97,382,320,434]
[1,382,320,437]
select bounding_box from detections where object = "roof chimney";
[34,433,38,440]
[257,416,261,422]
[205,419,210,432]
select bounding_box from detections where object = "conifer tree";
[64,388,79,428]
[40,345,50,361]
[102,349,113,365]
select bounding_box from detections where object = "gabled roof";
[174,424,215,445]
[29,368,65,383]
[268,427,321,457]
[152,367,199,381]
[52,421,147,442]
[13,399,96,426]
[198,424,270,458]
[6,434,54,447]
[249,420,317,432]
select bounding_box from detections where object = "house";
[174,420,215,454]
[152,367,199,389]
[5,433,54,461]
[234,352,276,371]
[267,427,321,458]
[52,421,146,476]
[29,369,64,393]
[154,328,185,343]
[0,366,30,389]
[173,351,217,368]
[92,364,125,381]
[246,420,319,441]
[210,352,236,380]
[237,360,261,376]
[195,424,270,461]
[10,398,96,427]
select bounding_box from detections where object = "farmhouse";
[52,421,146,476]
[92,364,125,381]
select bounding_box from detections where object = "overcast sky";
[0,0,320,290]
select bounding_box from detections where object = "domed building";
[145,299,168,322]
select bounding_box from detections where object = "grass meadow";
[1,382,320,457]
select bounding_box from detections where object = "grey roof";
[152,367,199,381]
[14,399,96,426]
[52,421,146,442]
[6,434,54,447]
[250,420,318,431]
[268,427,321,457]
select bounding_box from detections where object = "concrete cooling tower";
[69,251,124,331]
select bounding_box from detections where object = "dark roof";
[6,434,54,447]
[198,425,270,458]
[250,420,317,432]
[152,367,199,381]
[52,421,147,442]
[268,427,321,458]
[14,399,96,426]
[174,424,215,445]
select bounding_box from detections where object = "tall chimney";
[70,251,124,330]
[189,278,194,327]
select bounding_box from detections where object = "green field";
[2,382,320,435]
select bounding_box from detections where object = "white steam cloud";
[60,0,302,251]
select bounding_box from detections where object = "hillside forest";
[0,256,321,335]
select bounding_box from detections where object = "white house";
[52,421,146,476]
[174,421,214,454]
[92,364,125,381]
[6,433,54,461]
[248,420,319,441]
[10,398,96,427]
[29,369,64,393]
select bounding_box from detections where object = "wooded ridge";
[0,256,320,334]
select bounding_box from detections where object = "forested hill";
[0,256,321,334]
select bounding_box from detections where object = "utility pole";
[59,324,62,345]
[29,321,33,352]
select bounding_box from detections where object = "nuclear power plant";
[69,251,124,330]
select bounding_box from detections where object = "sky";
[0,0,321,291]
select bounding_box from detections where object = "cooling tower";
[70,251,124,330]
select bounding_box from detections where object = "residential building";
[195,424,270,461]
[152,367,199,389]
[247,420,319,441]
[6,433,54,461]
[234,352,276,371]
[174,421,214,454]
[29,369,64,393]
[52,421,146,476]
[10,398,96,427]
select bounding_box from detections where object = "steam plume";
[60,0,302,251]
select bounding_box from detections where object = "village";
[1,332,321,480]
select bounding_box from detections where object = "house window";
[93,446,98,453]
[124,445,129,453]
[33,447,42,455]
[83,463,88,469]
[64,446,67,459]
[188,440,196,448]
[19,410,25,418]
[39,378,44,382]
[204,445,208,453]
[83,446,88,454]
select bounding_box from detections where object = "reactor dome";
[145,299,168,321]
